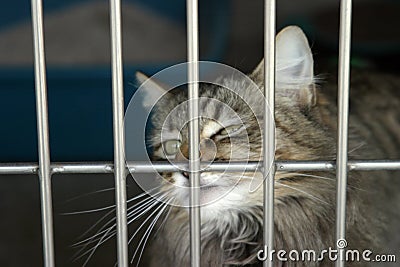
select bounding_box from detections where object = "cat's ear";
[250,26,316,106]
[275,26,314,88]
[136,71,168,110]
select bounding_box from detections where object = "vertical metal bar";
[30,0,55,265]
[187,0,201,266]
[109,0,128,265]
[335,0,352,266]
[263,0,276,266]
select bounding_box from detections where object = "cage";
[0,0,399,266]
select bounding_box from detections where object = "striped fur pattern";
[140,26,400,266]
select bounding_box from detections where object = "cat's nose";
[200,138,217,161]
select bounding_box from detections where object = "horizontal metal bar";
[130,161,261,173]
[348,160,400,171]
[51,162,114,174]
[276,161,335,171]
[0,160,400,175]
[0,163,39,174]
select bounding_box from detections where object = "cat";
[134,26,400,266]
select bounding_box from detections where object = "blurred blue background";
[0,0,399,161]
[0,0,229,161]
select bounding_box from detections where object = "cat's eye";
[219,125,243,136]
[163,140,181,156]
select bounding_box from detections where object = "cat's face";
[146,81,263,217]
[138,26,335,221]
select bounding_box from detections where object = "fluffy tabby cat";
[133,26,399,266]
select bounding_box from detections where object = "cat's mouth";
[179,172,227,189]
[171,172,243,207]
[200,185,219,191]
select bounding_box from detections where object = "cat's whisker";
[90,191,164,236]
[126,186,163,203]
[275,181,330,206]
[151,199,174,238]
[66,191,154,220]
[127,196,165,222]
[203,173,367,199]
[324,141,366,159]
[63,187,115,204]
[73,228,116,262]
[132,199,173,266]
[283,172,368,192]
[80,226,116,266]
[348,141,366,155]
[73,189,166,264]
[222,173,259,178]
[218,172,367,193]
[63,204,116,215]
[72,216,118,263]
[72,224,116,260]
[279,172,335,182]
[236,174,331,205]
[75,198,162,248]
[77,195,165,265]
[127,199,169,253]
[74,207,117,241]
[64,184,160,212]
[82,196,166,260]
[72,222,117,248]
[127,191,168,215]
[66,187,160,216]
[127,192,163,214]
[73,194,157,247]
[134,203,172,266]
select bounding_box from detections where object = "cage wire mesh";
[0,0,399,266]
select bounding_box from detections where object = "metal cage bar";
[109,0,129,265]
[6,0,400,266]
[30,0,55,265]
[336,0,352,266]
[1,160,400,175]
[186,0,201,266]
[263,0,276,266]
